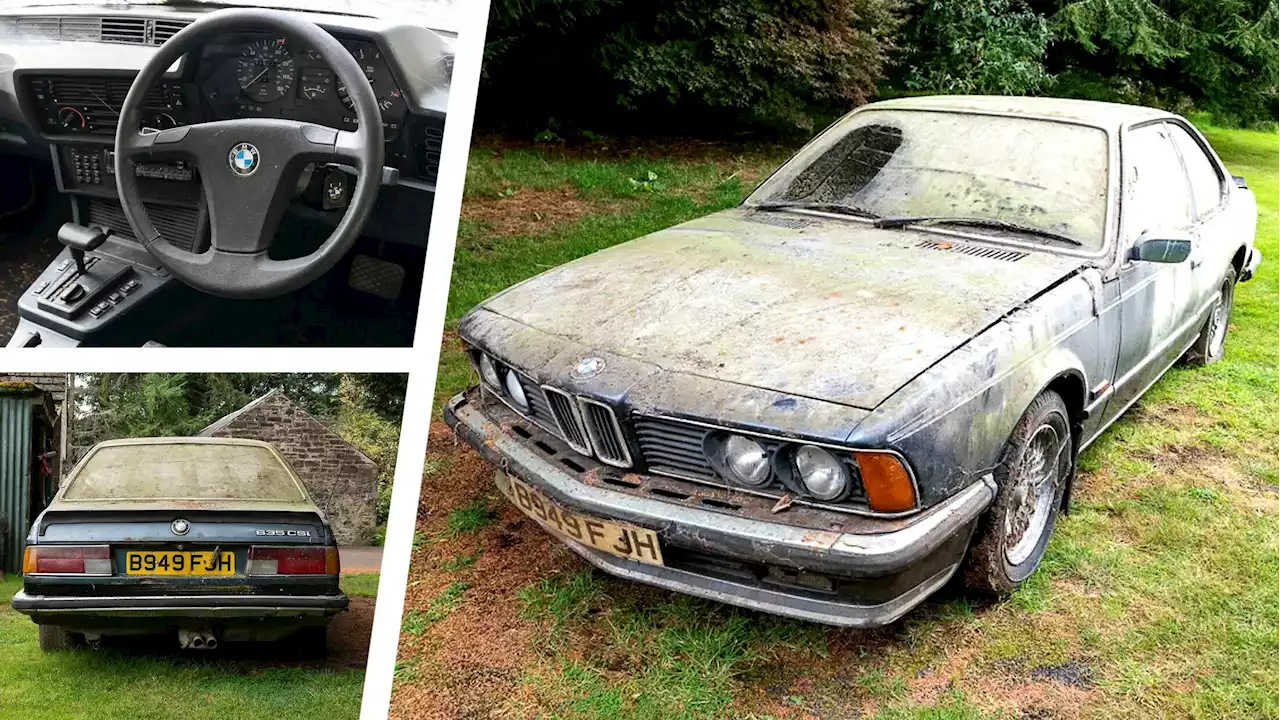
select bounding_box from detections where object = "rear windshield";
[64,444,305,502]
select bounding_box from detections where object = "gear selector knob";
[57,223,111,274]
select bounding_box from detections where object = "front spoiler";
[1241,247,1263,282]
[446,390,996,627]
[12,591,349,619]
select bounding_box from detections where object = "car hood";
[480,208,1089,409]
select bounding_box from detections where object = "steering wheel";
[114,8,384,299]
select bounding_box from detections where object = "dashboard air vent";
[100,17,146,44]
[0,16,191,45]
[419,118,444,185]
[152,19,191,43]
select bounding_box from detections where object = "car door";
[1108,122,1199,417]
[1166,121,1232,315]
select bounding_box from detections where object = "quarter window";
[1124,124,1194,244]
[1167,124,1224,217]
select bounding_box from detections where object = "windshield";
[0,0,464,32]
[749,109,1111,249]
[64,442,306,502]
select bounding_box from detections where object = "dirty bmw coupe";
[12,437,348,651]
[445,96,1260,627]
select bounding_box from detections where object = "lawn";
[397,128,1278,719]
[0,573,375,720]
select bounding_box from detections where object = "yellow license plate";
[498,472,664,566]
[124,551,236,576]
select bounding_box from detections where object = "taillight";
[25,545,111,575]
[247,546,339,575]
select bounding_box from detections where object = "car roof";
[91,436,279,450]
[863,95,1177,130]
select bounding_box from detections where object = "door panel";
[1107,123,1198,421]
[1168,122,1233,317]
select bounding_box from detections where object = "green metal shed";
[0,383,59,575]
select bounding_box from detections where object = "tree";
[902,0,1055,95]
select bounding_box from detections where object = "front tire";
[963,390,1072,596]
[1185,268,1237,366]
[38,625,85,652]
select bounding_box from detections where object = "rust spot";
[936,241,953,249]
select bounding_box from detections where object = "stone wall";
[199,391,378,546]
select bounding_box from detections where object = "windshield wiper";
[752,201,882,220]
[873,215,1083,246]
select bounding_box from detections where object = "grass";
[340,572,380,598]
[412,127,1278,719]
[0,576,365,720]
[442,498,497,537]
[401,581,469,634]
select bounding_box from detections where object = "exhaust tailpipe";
[178,628,218,650]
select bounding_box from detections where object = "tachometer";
[336,45,403,117]
[236,37,296,103]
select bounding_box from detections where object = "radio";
[64,147,194,186]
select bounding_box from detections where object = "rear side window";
[64,443,306,502]
[1124,124,1194,242]
[1167,124,1224,217]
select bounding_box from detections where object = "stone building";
[196,389,378,546]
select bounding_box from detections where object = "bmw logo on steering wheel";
[228,142,259,176]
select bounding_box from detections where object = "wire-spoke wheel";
[963,390,1072,595]
[1186,268,1236,366]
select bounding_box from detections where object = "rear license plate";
[498,472,664,566]
[124,551,236,576]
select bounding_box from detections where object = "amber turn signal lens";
[21,547,36,574]
[325,547,341,575]
[854,452,917,513]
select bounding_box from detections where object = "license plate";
[124,551,236,576]
[498,472,664,566]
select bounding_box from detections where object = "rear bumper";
[12,590,349,620]
[445,389,994,628]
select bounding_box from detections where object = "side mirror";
[1129,232,1192,264]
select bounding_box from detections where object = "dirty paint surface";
[482,207,1087,411]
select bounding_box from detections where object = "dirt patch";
[326,596,375,669]
[461,184,623,242]
[392,421,579,720]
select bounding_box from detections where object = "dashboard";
[196,33,409,141]
[21,29,438,167]
[0,9,452,249]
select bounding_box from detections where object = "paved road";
[339,546,384,573]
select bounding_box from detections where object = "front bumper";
[12,590,349,621]
[1241,247,1263,282]
[445,389,995,628]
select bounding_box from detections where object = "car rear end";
[10,438,348,648]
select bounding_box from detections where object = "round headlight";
[721,435,771,487]
[504,368,529,411]
[794,446,849,501]
[478,353,502,389]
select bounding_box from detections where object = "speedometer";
[236,37,296,103]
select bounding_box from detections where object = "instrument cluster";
[196,32,408,141]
